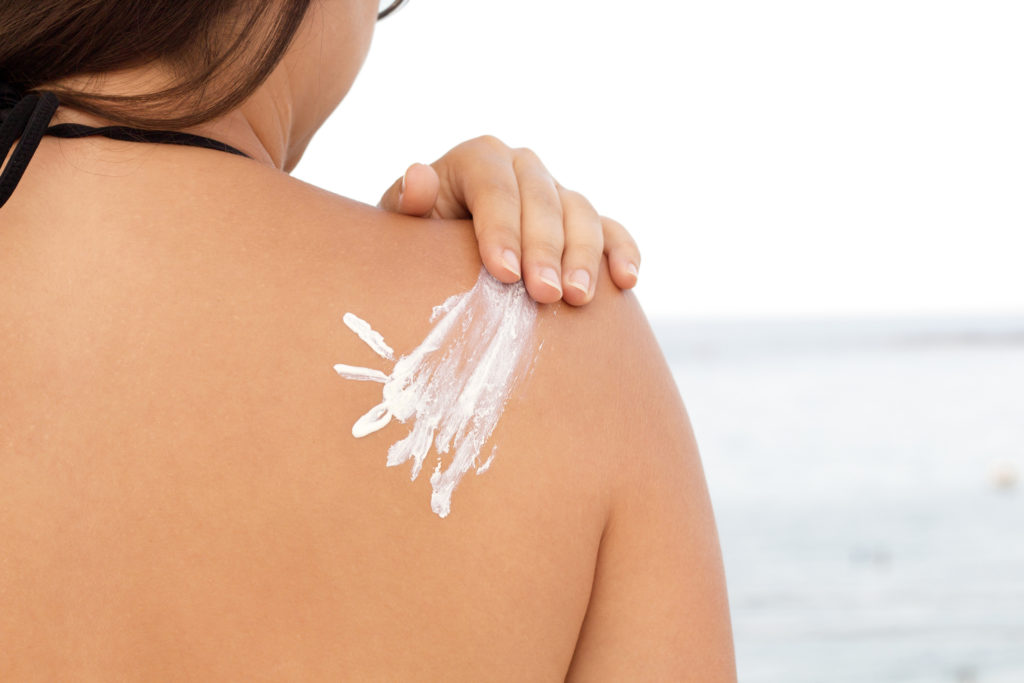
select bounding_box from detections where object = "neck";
[46,66,296,172]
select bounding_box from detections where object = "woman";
[0,1,735,680]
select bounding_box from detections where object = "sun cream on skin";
[333,267,538,518]
[331,364,389,383]
[342,311,395,361]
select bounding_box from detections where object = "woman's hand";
[376,135,640,306]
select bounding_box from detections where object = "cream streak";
[331,363,388,383]
[342,311,395,361]
[333,267,538,518]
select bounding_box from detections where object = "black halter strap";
[0,81,252,209]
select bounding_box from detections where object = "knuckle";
[532,185,563,215]
[600,215,626,232]
[513,151,556,188]
[570,194,601,222]
[526,235,565,260]
[479,216,520,240]
[481,178,521,206]
[568,241,605,264]
[497,182,522,207]
[617,233,640,254]
[513,146,541,164]
[560,186,588,205]
[602,216,637,246]
[476,202,521,237]
[473,134,508,152]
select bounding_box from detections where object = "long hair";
[0,0,313,129]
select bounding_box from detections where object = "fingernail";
[627,262,639,278]
[569,269,590,296]
[400,170,407,198]
[539,267,561,294]
[502,249,521,278]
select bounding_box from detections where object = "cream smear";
[333,267,538,518]
[342,311,394,361]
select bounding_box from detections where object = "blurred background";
[293,1,1024,680]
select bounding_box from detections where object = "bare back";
[0,137,734,680]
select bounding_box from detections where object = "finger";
[447,148,524,284]
[377,162,440,218]
[514,148,564,303]
[601,215,641,289]
[400,163,441,217]
[556,185,603,306]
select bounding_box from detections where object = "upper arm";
[558,275,736,681]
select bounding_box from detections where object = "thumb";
[377,162,440,217]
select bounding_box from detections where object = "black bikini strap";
[0,81,252,209]
[0,91,59,208]
[45,122,251,158]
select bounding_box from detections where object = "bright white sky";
[293,0,1024,320]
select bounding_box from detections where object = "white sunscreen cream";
[342,311,395,361]
[333,267,538,518]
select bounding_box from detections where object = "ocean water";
[655,316,1024,683]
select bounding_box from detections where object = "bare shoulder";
[257,170,738,679]
[533,269,738,681]
[234,164,739,679]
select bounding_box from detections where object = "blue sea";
[655,315,1024,683]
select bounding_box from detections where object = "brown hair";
[0,0,313,129]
